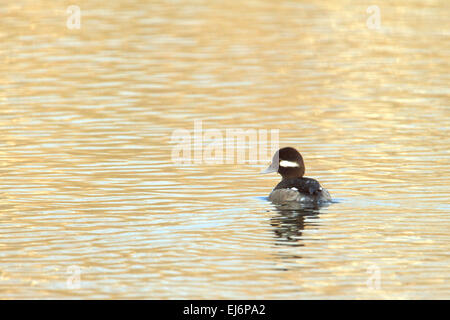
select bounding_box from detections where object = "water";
[1,0,449,299]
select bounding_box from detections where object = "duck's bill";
[260,163,278,174]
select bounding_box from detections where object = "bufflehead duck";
[261,147,331,204]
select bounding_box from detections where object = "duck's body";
[262,147,331,204]
[268,177,331,204]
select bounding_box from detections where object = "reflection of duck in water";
[262,147,331,204]
[270,205,321,245]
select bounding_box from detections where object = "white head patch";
[279,160,299,168]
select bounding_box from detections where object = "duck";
[261,147,331,204]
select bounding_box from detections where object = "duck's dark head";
[261,147,305,179]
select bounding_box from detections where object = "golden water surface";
[1,0,449,299]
